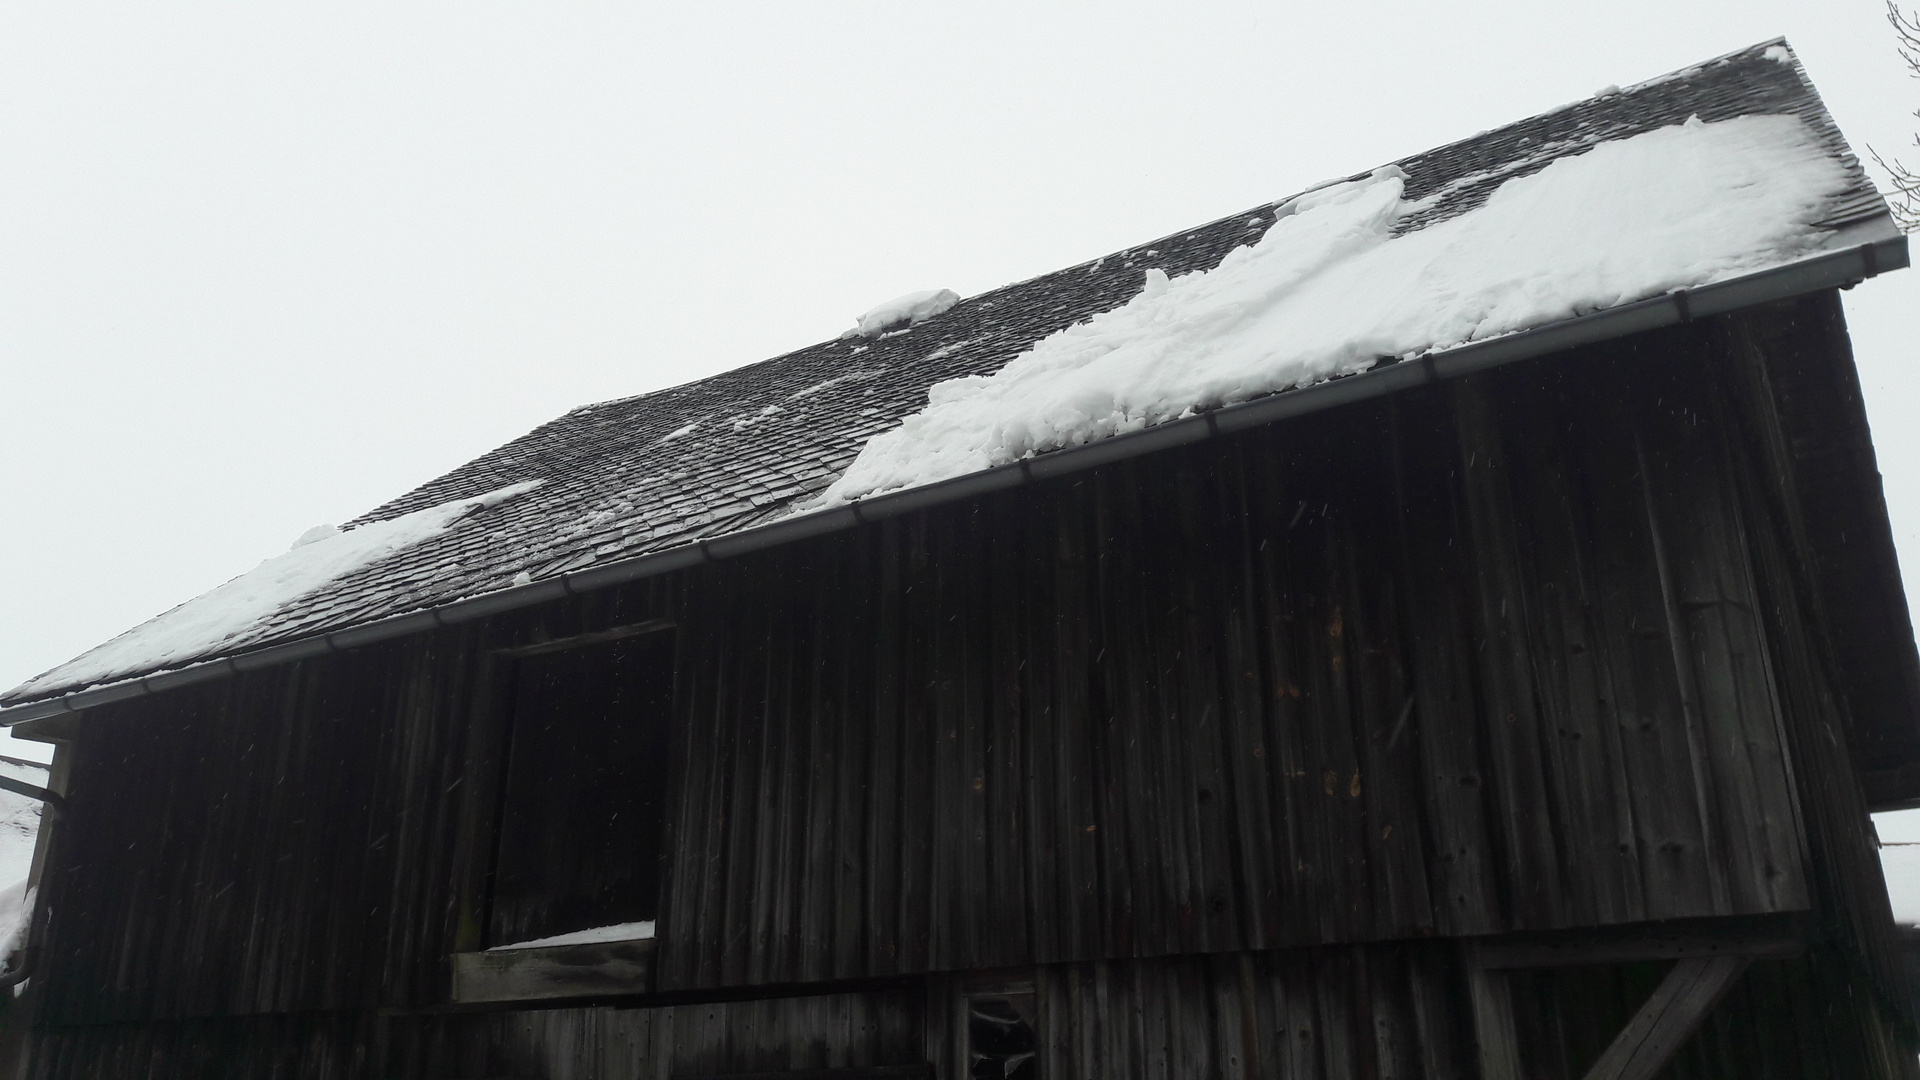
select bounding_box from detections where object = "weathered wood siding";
[383,988,929,1080]
[652,323,1810,987]
[1506,949,1917,1080]
[22,948,1911,1079]
[17,295,1911,1077]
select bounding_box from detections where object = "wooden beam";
[5,713,78,745]
[1465,955,1523,1080]
[1579,954,1752,1080]
[675,1060,929,1068]
[1471,914,1802,970]
[1464,919,1784,1079]
[0,773,63,813]
[491,618,677,659]
[679,1060,933,1068]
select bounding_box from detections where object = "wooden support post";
[1578,954,1751,1080]
[1464,919,1782,1080]
[1465,950,1523,1080]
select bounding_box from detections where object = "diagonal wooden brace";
[1464,917,1790,1080]
[1577,953,1752,1080]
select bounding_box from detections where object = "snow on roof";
[843,289,962,339]
[1,39,1898,708]
[10,481,541,699]
[817,114,1851,503]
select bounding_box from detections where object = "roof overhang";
[3,216,1907,734]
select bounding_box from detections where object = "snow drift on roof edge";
[814,114,1855,506]
[9,481,544,700]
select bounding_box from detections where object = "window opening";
[967,985,1037,1080]
[486,628,675,947]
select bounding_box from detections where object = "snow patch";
[659,420,700,444]
[922,339,979,363]
[732,405,785,432]
[791,368,886,400]
[0,761,46,889]
[489,920,655,950]
[842,289,960,338]
[1763,44,1793,65]
[0,881,34,971]
[291,524,340,549]
[814,115,1851,506]
[1882,844,1920,924]
[10,481,545,698]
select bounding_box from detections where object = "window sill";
[450,936,655,1004]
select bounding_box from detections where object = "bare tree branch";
[1870,2,1920,231]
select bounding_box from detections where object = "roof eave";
[4,217,1907,733]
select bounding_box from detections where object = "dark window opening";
[487,628,675,947]
[967,987,1037,1080]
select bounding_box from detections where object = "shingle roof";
[1,39,1897,709]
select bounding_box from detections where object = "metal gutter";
[2,223,1906,728]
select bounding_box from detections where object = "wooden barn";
[1,39,1915,1080]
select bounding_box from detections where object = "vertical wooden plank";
[1021,499,1066,968]
[1050,480,1110,965]
[797,557,840,984]
[1329,424,1439,943]
[986,496,1033,968]
[1574,379,1721,923]
[922,972,955,1080]
[895,516,937,974]
[1484,371,1646,929]
[1635,354,1804,915]
[952,504,993,971]
[866,521,906,977]
[1465,950,1522,1080]
[831,538,875,982]
[718,566,770,987]
[1269,950,1322,1080]
[1218,441,1285,953]
[1406,943,1473,1080]
[1244,446,1335,950]
[1387,389,1503,939]
[1632,425,1735,918]
[744,564,798,984]
[1453,377,1569,931]
[1168,458,1251,956]
[925,509,969,973]
[1091,466,1155,960]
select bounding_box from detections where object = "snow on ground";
[0,760,45,889]
[0,880,33,968]
[10,480,544,699]
[816,114,1853,506]
[489,920,655,951]
[842,289,960,339]
[0,758,46,970]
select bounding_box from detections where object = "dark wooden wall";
[382,987,929,1080]
[652,320,1811,987]
[16,293,1914,1077]
[20,947,1913,1080]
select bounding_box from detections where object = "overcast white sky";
[2,1,1917,779]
